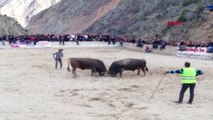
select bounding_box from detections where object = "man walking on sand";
[53,49,64,69]
[165,62,203,104]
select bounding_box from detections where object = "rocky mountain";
[0,0,12,7]
[26,0,120,34]
[85,0,213,41]
[0,14,27,35]
[186,11,213,42]
[26,0,213,41]
[0,0,62,27]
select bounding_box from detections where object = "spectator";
[207,46,213,53]
[136,39,143,47]
[145,46,152,53]
[8,35,15,44]
[178,41,187,51]
[159,40,166,50]
[59,34,65,45]
[29,35,36,45]
[0,36,5,46]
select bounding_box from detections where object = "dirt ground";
[0,47,213,120]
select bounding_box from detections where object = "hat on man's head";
[59,49,63,51]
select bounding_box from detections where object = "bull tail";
[145,61,148,72]
[67,58,71,72]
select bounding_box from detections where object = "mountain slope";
[26,0,121,34]
[0,14,27,35]
[86,0,180,37]
[86,0,212,41]
[0,0,62,27]
[187,12,213,42]
[26,0,213,41]
[0,0,12,7]
[85,0,213,41]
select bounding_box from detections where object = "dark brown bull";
[67,58,107,77]
[108,58,148,77]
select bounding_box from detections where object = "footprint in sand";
[89,97,104,102]
[117,88,132,92]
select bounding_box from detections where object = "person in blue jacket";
[53,49,64,69]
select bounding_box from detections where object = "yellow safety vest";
[181,68,196,84]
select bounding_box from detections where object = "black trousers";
[59,39,65,45]
[55,59,62,69]
[178,84,196,103]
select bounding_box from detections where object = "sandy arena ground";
[0,47,213,120]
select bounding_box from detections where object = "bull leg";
[94,69,98,77]
[91,70,93,76]
[91,69,94,76]
[72,68,78,77]
[91,69,97,77]
[137,68,140,75]
[94,72,98,77]
[119,68,123,77]
[141,68,146,76]
[119,72,122,77]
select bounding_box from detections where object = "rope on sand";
[149,74,167,102]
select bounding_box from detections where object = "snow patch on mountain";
[0,0,62,27]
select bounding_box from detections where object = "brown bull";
[67,58,107,77]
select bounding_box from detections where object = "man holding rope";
[165,62,203,104]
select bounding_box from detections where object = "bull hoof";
[73,75,79,78]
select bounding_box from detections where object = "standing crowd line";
[1,34,213,54]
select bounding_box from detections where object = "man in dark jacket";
[0,36,5,46]
[165,62,203,104]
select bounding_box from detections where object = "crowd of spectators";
[0,34,126,47]
[126,38,167,51]
[0,34,109,46]
[0,34,212,54]
[118,37,213,54]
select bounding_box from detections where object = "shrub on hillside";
[182,0,199,7]
[177,10,188,22]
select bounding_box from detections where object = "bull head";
[98,72,106,76]
[107,70,118,77]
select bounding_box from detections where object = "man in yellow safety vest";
[166,62,203,104]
